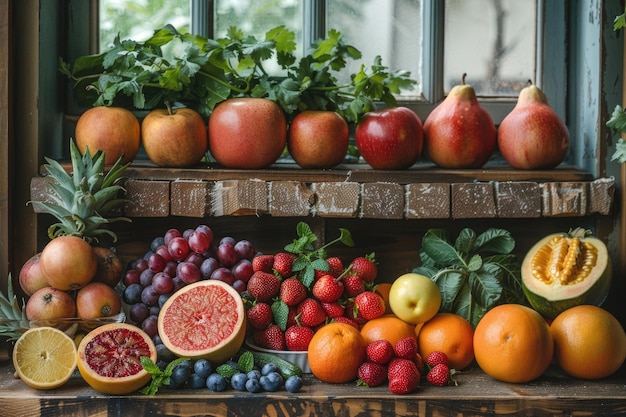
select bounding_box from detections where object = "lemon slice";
[13,326,77,389]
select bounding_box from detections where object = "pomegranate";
[92,246,124,288]
[39,236,97,291]
[76,282,122,319]
[25,287,76,320]
[18,253,49,296]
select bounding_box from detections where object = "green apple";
[388,273,441,324]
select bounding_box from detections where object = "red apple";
[355,107,423,170]
[497,83,569,169]
[141,107,208,167]
[288,110,349,168]
[208,98,287,169]
[75,106,141,165]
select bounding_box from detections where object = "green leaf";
[216,363,238,378]
[454,228,477,258]
[473,228,515,255]
[432,269,465,312]
[468,264,503,309]
[422,229,465,267]
[272,300,289,331]
[238,351,254,373]
[467,254,483,272]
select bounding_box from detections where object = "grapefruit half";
[157,279,246,363]
[77,322,157,395]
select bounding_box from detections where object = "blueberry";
[170,364,192,385]
[260,371,282,392]
[247,369,261,380]
[206,373,227,392]
[188,373,206,389]
[260,362,278,376]
[230,372,248,391]
[156,360,168,372]
[245,377,262,393]
[193,359,212,379]
[224,360,239,370]
[285,375,302,393]
[166,378,185,389]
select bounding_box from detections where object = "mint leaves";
[413,228,526,328]
[140,356,190,395]
[60,25,416,122]
[606,105,626,163]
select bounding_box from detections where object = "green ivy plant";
[412,228,526,328]
[59,25,416,122]
[606,7,626,162]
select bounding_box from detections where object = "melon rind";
[521,233,611,319]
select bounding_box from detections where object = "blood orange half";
[157,279,246,363]
[77,322,157,395]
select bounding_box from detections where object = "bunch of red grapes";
[122,224,257,339]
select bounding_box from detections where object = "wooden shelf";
[0,362,624,416]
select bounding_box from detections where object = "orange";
[473,304,553,383]
[308,322,366,383]
[77,322,157,395]
[550,305,626,379]
[374,282,393,314]
[417,312,475,370]
[158,280,246,363]
[360,314,417,346]
[13,326,77,390]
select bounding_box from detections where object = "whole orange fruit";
[75,106,140,165]
[550,305,626,379]
[360,314,417,346]
[417,312,475,370]
[473,304,554,383]
[374,282,393,314]
[308,322,366,383]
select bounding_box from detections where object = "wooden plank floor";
[0,362,624,417]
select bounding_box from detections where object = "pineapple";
[30,139,131,243]
[0,274,29,341]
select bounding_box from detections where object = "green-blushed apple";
[497,82,569,169]
[75,106,140,165]
[208,98,287,169]
[288,110,349,168]
[141,107,208,167]
[388,273,441,324]
[423,74,496,168]
[355,107,423,169]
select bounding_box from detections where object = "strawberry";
[297,298,327,327]
[286,305,298,328]
[247,302,273,329]
[357,362,387,387]
[425,351,449,368]
[253,324,286,351]
[349,254,377,283]
[366,339,394,364]
[273,252,296,278]
[321,301,345,318]
[354,291,385,320]
[426,363,450,386]
[393,337,418,360]
[312,274,344,303]
[414,352,425,375]
[247,271,281,303]
[387,358,420,394]
[326,257,344,277]
[284,324,315,351]
[279,277,307,306]
[332,316,359,329]
[344,300,368,325]
[252,254,274,273]
[343,274,365,297]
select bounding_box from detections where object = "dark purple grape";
[141,315,159,338]
[185,252,204,268]
[188,230,211,254]
[155,245,175,263]
[172,276,186,293]
[211,267,235,285]
[163,261,178,277]
[234,240,255,260]
[151,236,165,252]
[123,269,140,287]
[134,259,149,273]
[164,228,182,245]
[139,269,155,287]
[217,242,237,267]
[141,285,160,306]
[232,259,253,282]
[219,236,236,247]
[143,250,154,260]
[168,236,190,261]
[177,261,201,284]
[200,257,219,279]
[152,272,174,295]
[149,305,160,316]
[158,293,170,307]
[148,253,166,273]
[195,225,214,245]
[182,228,195,240]
[129,302,150,324]
[123,283,143,304]
[232,279,247,293]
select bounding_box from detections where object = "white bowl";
[246,339,311,373]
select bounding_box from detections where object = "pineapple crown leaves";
[28,140,131,242]
[0,274,29,341]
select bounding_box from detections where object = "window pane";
[99,0,191,51]
[444,0,536,96]
[327,0,422,98]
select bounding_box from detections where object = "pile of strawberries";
[357,337,455,394]
[245,252,385,351]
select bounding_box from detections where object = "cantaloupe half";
[521,228,611,319]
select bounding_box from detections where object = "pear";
[498,82,569,169]
[423,74,497,168]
